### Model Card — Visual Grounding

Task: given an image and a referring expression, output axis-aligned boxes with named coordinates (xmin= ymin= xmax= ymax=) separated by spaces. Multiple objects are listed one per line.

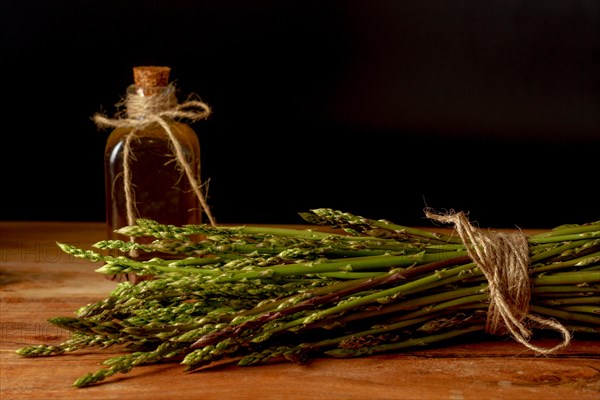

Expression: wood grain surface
xmin=1 ymin=221 xmax=598 ymax=400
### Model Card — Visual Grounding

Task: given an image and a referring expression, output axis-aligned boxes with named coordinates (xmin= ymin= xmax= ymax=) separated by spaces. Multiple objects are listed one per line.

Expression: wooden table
xmin=1 ymin=221 xmax=598 ymax=400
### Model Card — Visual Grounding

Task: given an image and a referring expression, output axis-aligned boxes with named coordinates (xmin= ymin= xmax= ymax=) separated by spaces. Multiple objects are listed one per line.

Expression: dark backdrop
xmin=1 ymin=1 xmax=598 ymax=228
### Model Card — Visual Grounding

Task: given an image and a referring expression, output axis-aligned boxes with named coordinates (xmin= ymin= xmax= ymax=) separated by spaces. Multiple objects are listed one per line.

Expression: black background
xmin=1 ymin=1 xmax=598 ymax=228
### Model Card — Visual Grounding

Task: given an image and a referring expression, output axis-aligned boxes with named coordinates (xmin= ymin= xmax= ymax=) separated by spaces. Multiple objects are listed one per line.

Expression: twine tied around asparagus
xmin=94 ymin=84 xmax=217 ymax=228
xmin=425 ymin=209 xmax=571 ymax=355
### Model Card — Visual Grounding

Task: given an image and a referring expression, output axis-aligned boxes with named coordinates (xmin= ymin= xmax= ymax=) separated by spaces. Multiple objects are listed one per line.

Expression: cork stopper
xmin=133 ymin=66 xmax=171 ymax=88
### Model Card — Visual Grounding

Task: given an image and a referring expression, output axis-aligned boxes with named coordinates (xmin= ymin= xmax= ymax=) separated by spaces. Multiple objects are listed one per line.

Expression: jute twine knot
xmin=94 ymin=84 xmax=217 ymax=229
xmin=425 ymin=209 xmax=571 ymax=355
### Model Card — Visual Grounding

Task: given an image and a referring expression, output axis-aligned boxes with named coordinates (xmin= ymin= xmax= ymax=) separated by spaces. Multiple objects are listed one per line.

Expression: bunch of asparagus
xmin=16 ymin=209 xmax=600 ymax=388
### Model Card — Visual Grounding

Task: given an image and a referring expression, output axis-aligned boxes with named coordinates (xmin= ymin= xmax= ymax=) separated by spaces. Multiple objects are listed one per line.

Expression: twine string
xmin=121 ymin=132 xmax=139 ymax=258
xmin=122 ymin=132 xmax=138 ymax=227
xmin=425 ymin=209 xmax=571 ymax=355
xmin=94 ymin=85 xmax=217 ymax=228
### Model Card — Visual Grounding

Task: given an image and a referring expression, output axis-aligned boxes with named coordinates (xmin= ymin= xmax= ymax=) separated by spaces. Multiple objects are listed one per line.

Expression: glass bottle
xmin=104 ymin=66 xmax=203 ymax=263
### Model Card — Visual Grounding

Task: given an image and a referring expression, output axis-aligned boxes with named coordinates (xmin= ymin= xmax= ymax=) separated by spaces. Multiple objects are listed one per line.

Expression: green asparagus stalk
xmin=15 ymin=209 xmax=600 ymax=388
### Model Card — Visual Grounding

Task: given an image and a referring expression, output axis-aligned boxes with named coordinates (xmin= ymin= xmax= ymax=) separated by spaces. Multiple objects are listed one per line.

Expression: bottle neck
xmin=125 ymin=84 xmax=177 ymax=119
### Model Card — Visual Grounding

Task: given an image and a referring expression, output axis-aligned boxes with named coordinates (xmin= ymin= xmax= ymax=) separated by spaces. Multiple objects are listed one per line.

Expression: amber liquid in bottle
xmin=104 ymin=120 xmax=202 ymax=246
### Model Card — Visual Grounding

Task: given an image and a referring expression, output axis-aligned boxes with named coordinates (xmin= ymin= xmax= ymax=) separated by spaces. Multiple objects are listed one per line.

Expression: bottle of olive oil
xmin=104 ymin=66 xmax=204 ymax=275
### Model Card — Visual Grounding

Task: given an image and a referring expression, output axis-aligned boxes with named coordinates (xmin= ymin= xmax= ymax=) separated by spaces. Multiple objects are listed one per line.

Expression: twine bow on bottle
xmin=94 ymin=85 xmax=217 ymax=228
xmin=425 ymin=209 xmax=572 ymax=355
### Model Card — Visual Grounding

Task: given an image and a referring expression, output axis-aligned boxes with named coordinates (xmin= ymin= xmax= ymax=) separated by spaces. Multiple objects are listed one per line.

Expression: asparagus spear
xmin=15 ymin=209 xmax=600 ymax=388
